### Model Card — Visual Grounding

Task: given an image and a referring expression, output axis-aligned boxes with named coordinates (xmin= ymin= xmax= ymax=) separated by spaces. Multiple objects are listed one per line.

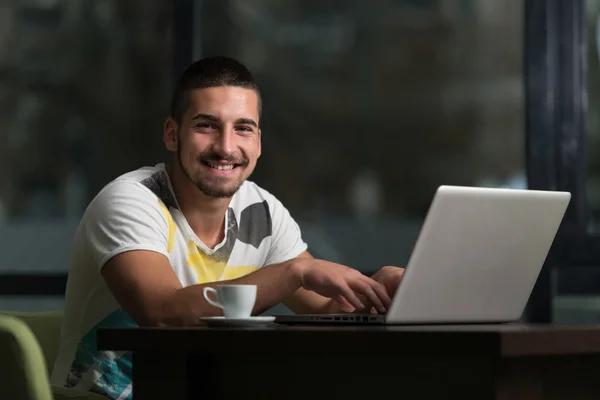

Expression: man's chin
xmin=196 ymin=183 xmax=242 ymax=198
xmin=193 ymin=167 xmax=251 ymax=198
xmin=204 ymin=191 xmax=236 ymax=199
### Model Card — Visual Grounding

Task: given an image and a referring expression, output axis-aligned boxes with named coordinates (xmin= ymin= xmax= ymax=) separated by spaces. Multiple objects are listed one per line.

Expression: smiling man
xmin=50 ymin=56 xmax=405 ymax=400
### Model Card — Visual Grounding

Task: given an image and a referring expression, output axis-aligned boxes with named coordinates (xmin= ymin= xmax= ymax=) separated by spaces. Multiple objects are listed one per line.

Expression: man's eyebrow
xmin=235 ymin=118 xmax=258 ymax=128
xmin=190 ymin=114 xmax=257 ymax=128
xmin=191 ymin=113 xmax=219 ymax=121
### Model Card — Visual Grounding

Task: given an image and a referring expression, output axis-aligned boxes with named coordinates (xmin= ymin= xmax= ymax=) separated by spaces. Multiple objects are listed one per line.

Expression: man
xmin=51 ymin=56 xmax=405 ymax=399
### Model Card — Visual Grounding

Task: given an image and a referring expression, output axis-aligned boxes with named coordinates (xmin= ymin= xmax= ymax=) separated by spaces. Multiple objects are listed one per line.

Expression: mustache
xmin=198 ymin=153 xmax=249 ymax=166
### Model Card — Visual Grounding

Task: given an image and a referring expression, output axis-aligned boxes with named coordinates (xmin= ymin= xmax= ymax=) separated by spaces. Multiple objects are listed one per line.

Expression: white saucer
xmin=200 ymin=316 xmax=275 ymax=327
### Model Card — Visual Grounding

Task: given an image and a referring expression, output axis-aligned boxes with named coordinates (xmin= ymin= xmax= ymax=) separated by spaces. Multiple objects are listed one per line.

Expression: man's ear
xmin=164 ymin=117 xmax=178 ymax=152
xmin=257 ymin=128 xmax=262 ymax=158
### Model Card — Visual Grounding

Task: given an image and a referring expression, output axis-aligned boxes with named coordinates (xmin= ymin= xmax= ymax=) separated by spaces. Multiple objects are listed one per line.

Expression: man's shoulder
xmin=111 ymin=164 xmax=166 ymax=188
xmin=77 ymin=165 xmax=171 ymax=240
xmin=91 ymin=164 xmax=170 ymax=210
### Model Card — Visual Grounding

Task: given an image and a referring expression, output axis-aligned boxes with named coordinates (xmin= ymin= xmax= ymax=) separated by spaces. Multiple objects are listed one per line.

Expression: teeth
xmin=208 ymin=163 xmax=234 ymax=170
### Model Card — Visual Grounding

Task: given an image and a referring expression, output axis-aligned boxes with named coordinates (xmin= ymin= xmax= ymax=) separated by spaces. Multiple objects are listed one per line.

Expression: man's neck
xmin=166 ymin=163 xmax=232 ymax=249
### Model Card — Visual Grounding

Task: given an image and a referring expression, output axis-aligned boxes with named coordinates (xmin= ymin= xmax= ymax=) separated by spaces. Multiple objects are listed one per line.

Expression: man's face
xmin=168 ymin=86 xmax=261 ymax=198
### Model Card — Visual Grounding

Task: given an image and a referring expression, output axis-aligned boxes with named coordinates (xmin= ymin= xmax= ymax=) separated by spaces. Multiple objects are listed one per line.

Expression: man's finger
xmin=357 ymin=277 xmax=392 ymax=310
xmin=337 ymin=284 xmax=365 ymax=311
xmin=366 ymin=278 xmax=392 ymax=308
xmin=350 ymin=280 xmax=386 ymax=314
xmin=332 ymin=294 xmax=355 ymax=312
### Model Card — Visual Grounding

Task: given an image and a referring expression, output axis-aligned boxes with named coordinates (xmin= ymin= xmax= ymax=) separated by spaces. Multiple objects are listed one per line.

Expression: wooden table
xmin=97 ymin=323 xmax=600 ymax=399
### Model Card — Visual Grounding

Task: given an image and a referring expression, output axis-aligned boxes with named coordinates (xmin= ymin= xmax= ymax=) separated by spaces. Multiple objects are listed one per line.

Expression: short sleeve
xmin=81 ymin=180 xmax=170 ymax=271
xmin=264 ymin=196 xmax=308 ymax=266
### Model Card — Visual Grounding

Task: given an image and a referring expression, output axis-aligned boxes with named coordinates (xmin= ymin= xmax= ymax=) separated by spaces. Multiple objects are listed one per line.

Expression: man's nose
xmin=213 ymin=129 xmax=234 ymax=156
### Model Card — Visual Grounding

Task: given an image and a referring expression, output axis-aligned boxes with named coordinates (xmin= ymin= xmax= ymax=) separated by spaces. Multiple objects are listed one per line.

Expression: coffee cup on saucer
xmin=202 ymin=284 xmax=257 ymax=319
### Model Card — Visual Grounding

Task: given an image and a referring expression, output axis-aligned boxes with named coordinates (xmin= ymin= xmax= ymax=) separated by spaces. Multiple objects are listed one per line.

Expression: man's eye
xmin=196 ymin=123 xmax=215 ymax=130
xmin=237 ymin=126 xmax=252 ymax=132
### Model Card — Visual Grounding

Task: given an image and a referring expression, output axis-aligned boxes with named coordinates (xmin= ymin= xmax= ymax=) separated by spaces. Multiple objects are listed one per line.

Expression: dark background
xmin=0 ymin=0 xmax=599 ymax=323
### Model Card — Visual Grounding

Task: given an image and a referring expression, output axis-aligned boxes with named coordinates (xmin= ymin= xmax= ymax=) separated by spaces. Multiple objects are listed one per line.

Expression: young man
xmin=51 ymin=56 xmax=405 ymax=399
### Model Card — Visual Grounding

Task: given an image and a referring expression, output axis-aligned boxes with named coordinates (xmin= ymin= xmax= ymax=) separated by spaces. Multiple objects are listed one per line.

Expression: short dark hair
xmin=170 ymin=56 xmax=261 ymax=123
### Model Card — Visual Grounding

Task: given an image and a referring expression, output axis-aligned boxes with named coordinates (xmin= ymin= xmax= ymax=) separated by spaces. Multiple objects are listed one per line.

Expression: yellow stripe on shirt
xmin=222 ymin=265 xmax=260 ymax=280
xmin=157 ymin=200 xmax=176 ymax=253
xmin=186 ymin=239 xmax=260 ymax=283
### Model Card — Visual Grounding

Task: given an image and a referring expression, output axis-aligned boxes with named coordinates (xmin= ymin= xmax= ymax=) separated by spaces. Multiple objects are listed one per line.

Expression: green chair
xmin=0 ymin=314 xmax=54 ymax=400
xmin=0 ymin=311 xmax=109 ymax=400
xmin=1 ymin=311 xmax=64 ymax=375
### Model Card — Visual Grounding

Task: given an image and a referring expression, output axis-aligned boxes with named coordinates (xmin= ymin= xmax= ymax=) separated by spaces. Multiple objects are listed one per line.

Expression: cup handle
xmin=203 ymin=287 xmax=224 ymax=310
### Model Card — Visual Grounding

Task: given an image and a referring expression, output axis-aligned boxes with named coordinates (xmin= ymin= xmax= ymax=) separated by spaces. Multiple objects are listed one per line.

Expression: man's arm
xmin=102 ymin=250 xmax=303 ymax=326
xmin=283 ymin=251 xmax=354 ymax=314
xmin=266 ymin=195 xmax=380 ymax=314
xmin=283 ymin=253 xmax=406 ymax=315
xmin=102 ymin=249 xmax=390 ymax=327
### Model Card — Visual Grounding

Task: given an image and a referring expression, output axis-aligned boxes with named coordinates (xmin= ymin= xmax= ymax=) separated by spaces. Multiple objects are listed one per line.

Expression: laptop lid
xmin=385 ymin=185 xmax=570 ymax=324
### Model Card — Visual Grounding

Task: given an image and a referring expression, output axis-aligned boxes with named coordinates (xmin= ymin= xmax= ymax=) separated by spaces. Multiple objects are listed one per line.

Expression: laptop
xmin=275 ymin=185 xmax=571 ymax=325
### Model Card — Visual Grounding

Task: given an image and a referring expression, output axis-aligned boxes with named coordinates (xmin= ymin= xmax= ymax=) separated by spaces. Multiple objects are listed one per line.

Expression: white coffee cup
xmin=202 ymin=284 xmax=257 ymax=318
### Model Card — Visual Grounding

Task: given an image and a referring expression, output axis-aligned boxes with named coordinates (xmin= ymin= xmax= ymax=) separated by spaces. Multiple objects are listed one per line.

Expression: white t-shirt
xmin=50 ymin=163 xmax=307 ymax=400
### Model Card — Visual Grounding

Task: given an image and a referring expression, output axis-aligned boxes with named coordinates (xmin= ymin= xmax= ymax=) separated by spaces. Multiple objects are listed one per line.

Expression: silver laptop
xmin=275 ymin=185 xmax=571 ymax=325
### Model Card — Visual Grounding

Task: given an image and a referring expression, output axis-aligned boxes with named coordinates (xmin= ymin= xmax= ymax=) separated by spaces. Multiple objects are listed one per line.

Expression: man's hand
xmin=293 ymin=258 xmax=392 ymax=314
xmin=354 ymin=266 xmax=405 ymax=314
xmin=371 ymin=266 xmax=405 ymax=298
